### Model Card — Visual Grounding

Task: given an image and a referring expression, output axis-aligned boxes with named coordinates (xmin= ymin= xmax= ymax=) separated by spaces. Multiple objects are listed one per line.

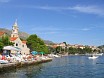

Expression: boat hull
xmin=88 ymin=56 xmax=98 ymax=59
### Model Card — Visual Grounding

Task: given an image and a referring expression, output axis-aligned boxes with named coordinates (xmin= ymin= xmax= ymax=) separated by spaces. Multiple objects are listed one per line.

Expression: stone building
xmin=10 ymin=20 xmax=30 ymax=54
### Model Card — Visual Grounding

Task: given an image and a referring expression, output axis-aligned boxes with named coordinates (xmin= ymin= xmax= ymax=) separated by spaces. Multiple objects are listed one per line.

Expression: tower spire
xmin=11 ymin=19 xmax=19 ymax=37
xmin=14 ymin=19 xmax=18 ymax=26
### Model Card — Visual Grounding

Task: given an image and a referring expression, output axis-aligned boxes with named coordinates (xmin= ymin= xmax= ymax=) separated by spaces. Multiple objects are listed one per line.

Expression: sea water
xmin=0 ymin=55 xmax=104 ymax=78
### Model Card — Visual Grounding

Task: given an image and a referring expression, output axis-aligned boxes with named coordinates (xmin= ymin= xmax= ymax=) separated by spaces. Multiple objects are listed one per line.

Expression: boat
xmin=88 ymin=55 xmax=98 ymax=59
xmin=0 ymin=60 xmax=9 ymax=64
xmin=48 ymin=54 xmax=60 ymax=58
xmin=94 ymin=53 xmax=103 ymax=56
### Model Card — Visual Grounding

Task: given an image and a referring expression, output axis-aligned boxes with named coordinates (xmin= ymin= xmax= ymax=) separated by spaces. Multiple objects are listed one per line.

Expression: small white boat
xmin=48 ymin=54 xmax=60 ymax=58
xmin=88 ymin=55 xmax=98 ymax=59
xmin=0 ymin=60 xmax=9 ymax=64
xmin=53 ymin=55 xmax=60 ymax=58
xmin=94 ymin=53 xmax=103 ymax=56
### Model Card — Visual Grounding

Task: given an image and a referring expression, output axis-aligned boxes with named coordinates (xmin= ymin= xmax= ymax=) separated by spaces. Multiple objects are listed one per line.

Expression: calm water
xmin=0 ymin=55 xmax=104 ymax=78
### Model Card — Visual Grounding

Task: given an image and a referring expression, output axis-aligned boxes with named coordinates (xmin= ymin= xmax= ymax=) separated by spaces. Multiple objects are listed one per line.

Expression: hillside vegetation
xmin=0 ymin=28 xmax=54 ymax=44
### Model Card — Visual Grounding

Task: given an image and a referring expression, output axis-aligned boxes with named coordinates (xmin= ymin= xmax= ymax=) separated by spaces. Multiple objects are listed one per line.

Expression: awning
xmin=3 ymin=46 xmax=20 ymax=51
xmin=40 ymin=52 xmax=45 ymax=54
xmin=31 ymin=51 xmax=38 ymax=55
xmin=15 ymin=47 xmax=21 ymax=51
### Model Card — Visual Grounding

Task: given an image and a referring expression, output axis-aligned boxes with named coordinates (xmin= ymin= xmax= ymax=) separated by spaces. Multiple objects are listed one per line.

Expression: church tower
xmin=11 ymin=20 xmax=19 ymax=37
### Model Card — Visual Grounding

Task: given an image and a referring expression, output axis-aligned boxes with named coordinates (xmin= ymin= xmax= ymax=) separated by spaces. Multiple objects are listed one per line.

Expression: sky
xmin=0 ymin=0 xmax=104 ymax=46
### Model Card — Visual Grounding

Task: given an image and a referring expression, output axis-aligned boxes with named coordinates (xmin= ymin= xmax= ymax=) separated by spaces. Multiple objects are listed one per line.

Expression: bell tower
xmin=11 ymin=20 xmax=19 ymax=37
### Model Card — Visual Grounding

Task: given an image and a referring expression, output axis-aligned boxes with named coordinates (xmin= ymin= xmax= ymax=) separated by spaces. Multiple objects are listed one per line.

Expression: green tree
xmin=66 ymin=46 xmax=93 ymax=54
xmin=0 ymin=42 xmax=4 ymax=53
xmin=68 ymin=47 xmax=77 ymax=54
xmin=83 ymin=47 xmax=92 ymax=53
xmin=55 ymin=46 xmax=61 ymax=54
xmin=63 ymin=42 xmax=67 ymax=52
xmin=0 ymin=36 xmax=14 ymax=53
xmin=26 ymin=34 xmax=49 ymax=54
xmin=77 ymin=48 xmax=83 ymax=54
xmin=98 ymin=45 xmax=104 ymax=52
xmin=1 ymin=36 xmax=14 ymax=46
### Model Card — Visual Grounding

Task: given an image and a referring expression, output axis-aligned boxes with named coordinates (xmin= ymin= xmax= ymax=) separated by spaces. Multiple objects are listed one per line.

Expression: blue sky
xmin=0 ymin=0 xmax=104 ymax=46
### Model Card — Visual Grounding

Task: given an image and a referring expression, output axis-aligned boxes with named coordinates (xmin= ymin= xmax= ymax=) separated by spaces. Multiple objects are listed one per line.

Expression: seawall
xmin=0 ymin=58 xmax=52 ymax=72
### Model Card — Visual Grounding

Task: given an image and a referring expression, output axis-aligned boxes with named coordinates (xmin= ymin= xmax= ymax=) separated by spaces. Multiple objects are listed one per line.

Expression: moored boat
xmin=88 ymin=55 xmax=98 ymax=59
xmin=94 ymin=53 xmax=103 ymax=56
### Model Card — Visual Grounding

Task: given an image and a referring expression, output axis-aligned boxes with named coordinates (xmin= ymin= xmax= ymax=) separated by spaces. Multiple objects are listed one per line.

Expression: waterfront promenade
xmin=0 ymin=55 xmax=104 ymax=78
xmin=0 ymin=55 xmax=52 ymax=72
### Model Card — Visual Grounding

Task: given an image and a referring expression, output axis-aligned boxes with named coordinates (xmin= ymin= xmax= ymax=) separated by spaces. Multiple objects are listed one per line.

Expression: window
xmin=22 ymin=45 xmax=24 ymax=47
xmin=16 ymin=43 xmax=18 ymax=46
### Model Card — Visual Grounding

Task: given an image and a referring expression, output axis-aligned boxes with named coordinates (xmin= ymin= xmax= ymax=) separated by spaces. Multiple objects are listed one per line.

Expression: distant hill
xmin=43 ymin=40 xmax=55 ymax=45
xmin=0 ymin=28 xmax=11 ymax=36
xmin=0 ymin=28 xmax=55 ymax=44
xmin=98 ymin=45 xmax=104 ymax=52
xmin=0 ymin=28 xmax=29 ymax=40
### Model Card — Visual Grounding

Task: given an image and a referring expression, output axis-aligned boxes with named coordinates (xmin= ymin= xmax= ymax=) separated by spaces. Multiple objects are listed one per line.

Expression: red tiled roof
xmin=0 ymin=32 xmax=5 ymax=36
xmin=10 ymin=37 xmax=18 ymax=41
xmin=22 ymin=40 xmax=27 ymax=44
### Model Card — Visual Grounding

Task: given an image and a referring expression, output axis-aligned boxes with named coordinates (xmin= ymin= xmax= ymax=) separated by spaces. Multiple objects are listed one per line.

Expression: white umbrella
xmin=3 ymin=46 xmax=20 ymax=51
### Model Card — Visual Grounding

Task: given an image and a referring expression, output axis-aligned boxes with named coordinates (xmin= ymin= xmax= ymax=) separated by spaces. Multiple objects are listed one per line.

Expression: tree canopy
xmin=50 ymin=46 xmax=93 ymax=54
xmin=0 ymin=36 xmax=14 ymax=52
xmin=26 ymin=34 xmax=49 ymax=54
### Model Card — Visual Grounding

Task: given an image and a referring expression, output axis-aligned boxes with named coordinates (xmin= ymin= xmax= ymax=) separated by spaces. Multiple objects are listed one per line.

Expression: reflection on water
xmin=0 ymin=55 xmax=104 ymax=78
xmin=0 ymin=64 xmax=43 ymax=78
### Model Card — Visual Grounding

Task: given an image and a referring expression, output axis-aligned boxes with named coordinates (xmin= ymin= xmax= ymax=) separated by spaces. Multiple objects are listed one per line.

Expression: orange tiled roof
xmin=10 ymin=37 xmax=18 ymax=41
xmin=52 ymin=45 xmax=58 ymax=48
xmin=0 ymin=32 xmax=5 ymax=36
xmin=22 ymin=40 xmax=27 ymax=44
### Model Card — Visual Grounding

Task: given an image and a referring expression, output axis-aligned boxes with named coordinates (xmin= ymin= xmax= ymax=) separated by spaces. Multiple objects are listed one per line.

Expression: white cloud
xmin=3 ymin=3 xmax=104 ymax=16
xmin=33 ymin=31 xmax=59 ymax=35
xmin=30 ymin=25 xmax=92 ymax=33
xmin=70 ymin=5 xmax=104 ymax=16
xmin=30 ymin=26 xmax=61 ymax=35
xmin=26 ymin=5 xmax=104 ymax=16
xmin=66 ymin=28 xmax=91 ymax=31
xmin=81 ymin=28 xmax=91 ymax=31
xmin=0 ymin=0 xmax=11 ymax=3
xmin=31 ymin=26 xmax=62 ymax=31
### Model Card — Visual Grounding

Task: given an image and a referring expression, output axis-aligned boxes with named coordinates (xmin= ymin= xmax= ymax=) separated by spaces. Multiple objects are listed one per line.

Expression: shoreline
xmin=0 ymin=58 xmax=52 ymax=72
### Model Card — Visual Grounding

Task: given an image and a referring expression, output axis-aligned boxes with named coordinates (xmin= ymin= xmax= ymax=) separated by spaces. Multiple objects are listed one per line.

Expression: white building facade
xmin=10 ymin=20 xmax=30 ymax=54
